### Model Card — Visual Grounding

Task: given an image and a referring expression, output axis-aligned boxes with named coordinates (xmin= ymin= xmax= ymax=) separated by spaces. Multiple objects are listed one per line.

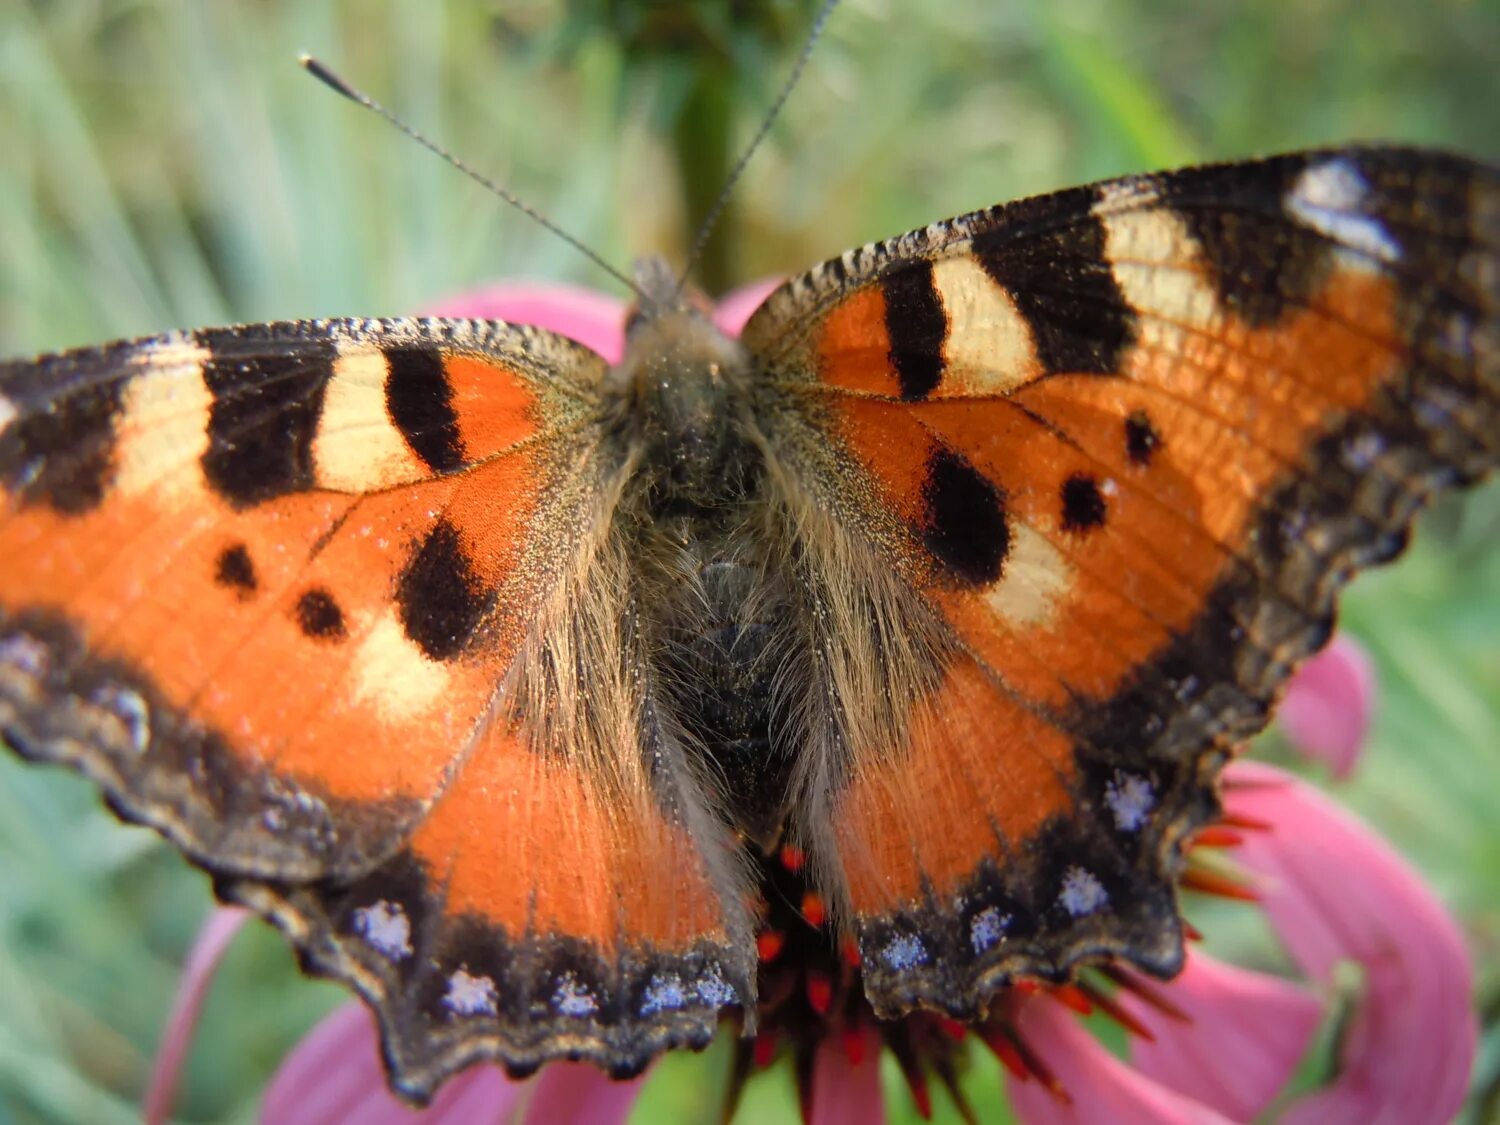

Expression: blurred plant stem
xmin=553 ymin=0 xmax=822 ymax=292
xmin=674 ymin=60 xmax=736 ymax=293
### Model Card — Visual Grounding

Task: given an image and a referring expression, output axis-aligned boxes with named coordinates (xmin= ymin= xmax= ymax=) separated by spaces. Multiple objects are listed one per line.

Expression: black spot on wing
xmin=215 ymin=543 xmax=258 ymax=598
xmin=0 ymin=372 xmax=125 ymax=513
xmin=973 ymin=194 xmax=1136 ymax=375
xmin=1061 ymin=474 xmax=1107 ymax=532
xmin=920 ymin=448 xmax=1009 ymax=585
xmin=1160 ymin=155 xmax=1332 ymax=327
xmin=397 ymin=518 xmax=494 ymax=661
xmin=1125 ymin=410 xmax=1160 ymax=467
xmin=295 ymin=588 xmax=347 ymax=641
xmin=384 ymin=347 xmax=464 ymax=474
xmin=882 ymin=262 xmax=948 ymax=401
xmin=199 ymin=330 xmax=335 ymax=506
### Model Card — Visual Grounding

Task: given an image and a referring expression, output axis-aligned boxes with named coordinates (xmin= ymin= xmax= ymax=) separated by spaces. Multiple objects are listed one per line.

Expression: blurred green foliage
xmin=0 ymin=0 xmax=1496 ymax=1121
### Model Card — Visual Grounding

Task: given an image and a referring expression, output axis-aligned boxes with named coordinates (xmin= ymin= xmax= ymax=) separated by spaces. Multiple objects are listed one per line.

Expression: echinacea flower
xmin=1273 ymin=636 xmax=1377 ymax=779
xmin=144 ymin=284 xmax=1476 ymax=1125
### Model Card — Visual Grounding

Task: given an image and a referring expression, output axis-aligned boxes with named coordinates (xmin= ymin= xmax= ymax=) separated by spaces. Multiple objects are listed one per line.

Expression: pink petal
xmin=1006 ymin=997 xmax=1235 ymax=1125
xmin=260 ymin=1003 xmax=527 ymax=1124
xmin=1276 ymin=635 xmax=1376 ymax=777
xmin=421 ymin=283 xmax=628 ymax=363
xmin=144 ymin=906 xmax=253 ymax=1125
xmin=1123 ymin=953 xmax=1321 ymax=1120
xmin=1224 ymin=762 xmax=1476 ymax=1125
xmin=420 ymin=276 xmax=776 ymax=370
xmin=807 ymin=1025 xmax=885 ymax=1125
xmin=521 ymin=1062 xmax=645 ymax=1125
xmin=423 ymin=1067 xmax=528 ymax=1124
xmin=713 ymin=278 xmax=782 ymax=337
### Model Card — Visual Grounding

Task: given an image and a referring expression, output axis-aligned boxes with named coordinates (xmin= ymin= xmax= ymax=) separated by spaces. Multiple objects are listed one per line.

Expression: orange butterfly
xmin=1 ymin=146 xmax=1496 ymax=1103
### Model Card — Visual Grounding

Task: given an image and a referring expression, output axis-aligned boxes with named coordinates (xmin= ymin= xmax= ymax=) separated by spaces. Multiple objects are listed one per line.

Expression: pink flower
xmin=1222 ymin=763 xmax=1475 ymax=1124
xmin=803 ymin=1024 xmax=886 ymax=1125
xmin=259 ymin=1005 xmax=639 ymax=1125
xmin=143 ymin=906 xmax=253 ymax=1124
xmin=1275 ymin=635 xmax=1377 ymax=777
xmin=145 ymin=283 xmax=1476 ymax=1124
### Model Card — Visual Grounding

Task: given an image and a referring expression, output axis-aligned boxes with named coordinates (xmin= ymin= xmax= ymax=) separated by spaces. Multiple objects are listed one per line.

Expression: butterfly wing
xmin=0 ymin=318 xmax=751 ymax=1096
xmin=743 ymin=147 xmax=1498 ymax=1015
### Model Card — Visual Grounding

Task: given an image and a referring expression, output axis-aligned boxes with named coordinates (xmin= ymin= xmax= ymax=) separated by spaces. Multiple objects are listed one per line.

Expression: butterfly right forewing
xmin=741 ymin=146 xmax=1499 ymax=1016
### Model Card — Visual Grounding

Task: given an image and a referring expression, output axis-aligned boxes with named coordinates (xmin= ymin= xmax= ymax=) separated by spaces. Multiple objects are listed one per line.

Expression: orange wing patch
xmin=816 ymin=285 xmax=900 ymax=397
xmin=812 ymin=190 xmax=1408 ymax=709
xmin=832 ymin=656 xmax=1075 ymax=916
xmin=826 ymin=651 xmax=1182 ymax=1018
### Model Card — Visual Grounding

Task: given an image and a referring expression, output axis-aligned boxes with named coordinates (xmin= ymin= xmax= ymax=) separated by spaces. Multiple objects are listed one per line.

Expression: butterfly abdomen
xmin=659 ymin=545 xmax=797 ymax=850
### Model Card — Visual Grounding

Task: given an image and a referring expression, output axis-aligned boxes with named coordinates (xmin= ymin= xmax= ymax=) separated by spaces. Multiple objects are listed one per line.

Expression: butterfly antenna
xmin=675 ymin=0 xmax=841 ymax=298
xmin=300 ymin=55 xmax=643 ymax=300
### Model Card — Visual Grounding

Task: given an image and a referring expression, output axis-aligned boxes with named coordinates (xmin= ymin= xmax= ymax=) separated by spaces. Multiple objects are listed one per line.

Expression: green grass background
xmin=0 ymin=0 xmax=1496 ymax=1121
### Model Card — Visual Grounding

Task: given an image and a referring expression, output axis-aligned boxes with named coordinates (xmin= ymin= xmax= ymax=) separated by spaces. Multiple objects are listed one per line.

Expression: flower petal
xmin=422 ymin=1066 xmax=525 ymax=1125
xmin=422 ymin=283 xmax=628 ymax=362
xmin=1123 ymin=953 xmax=1321 ymax=1120
xmin=1006 ymin=997 xmax=1235 ymax=1125
xmin=807 ymin=1025 xmax=885 ymax=1125
xmin=260 ymin=1003 xmax=526 ymax=1125
xmin=144 ymin=907 xmax=253 ymax=1125
xmin=521 ymin=1062 xmax=644 ymax=1124
xmin=422 ymin=276 xmax=776 ymax=368
xmin=713 ymin=279 xmax=781 ymax=337
xmin=1276 ymin=635 xmax=1376 ymax=777
xmin=1225 ymin=762 xmax=1476 ymax=1125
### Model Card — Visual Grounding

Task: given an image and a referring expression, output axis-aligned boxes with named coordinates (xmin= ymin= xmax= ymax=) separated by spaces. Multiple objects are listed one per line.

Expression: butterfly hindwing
xmin=744 ymin=146 xmax=1498 ymax=1015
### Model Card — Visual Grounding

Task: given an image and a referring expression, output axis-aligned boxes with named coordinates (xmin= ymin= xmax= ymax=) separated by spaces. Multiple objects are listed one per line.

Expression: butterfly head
xmin=605 ymin=256 xmax=755 ymax=502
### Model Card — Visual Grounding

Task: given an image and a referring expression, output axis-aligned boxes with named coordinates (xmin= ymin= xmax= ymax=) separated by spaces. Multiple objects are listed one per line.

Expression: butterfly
xmin=0 ymin=144 xmax=1495 ymax=1104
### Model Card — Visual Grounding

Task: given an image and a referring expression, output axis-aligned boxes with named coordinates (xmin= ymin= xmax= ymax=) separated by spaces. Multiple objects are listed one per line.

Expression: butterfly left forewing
xmin=0 ymin=319 xmax=597 ymax=878
xmin=745 ymin=146 xmax=1498 ymax=1015
xmin=0 ymin=318 xmax=754 ymax=1098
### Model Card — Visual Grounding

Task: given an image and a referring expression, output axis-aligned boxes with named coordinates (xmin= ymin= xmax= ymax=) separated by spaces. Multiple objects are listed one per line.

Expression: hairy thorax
xmin=603 ymin=294 xmax=796 ymax=849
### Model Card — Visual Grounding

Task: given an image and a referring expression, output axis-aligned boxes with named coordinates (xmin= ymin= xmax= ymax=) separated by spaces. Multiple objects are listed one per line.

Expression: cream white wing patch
xmin=313 ymin=348 xmax=433 ymax=492
xmin=980 ymin=521 xmax=1074 ymax=628
xmin=350 ymin=610 xmax=456 ymax=724
xmin=113 ymin=340 xmax=213 ymax=500
xmin=929 ymin=256 xmax=1041 ymax=395
xmin=1096 ymin=206 xmax=1225 ymax=352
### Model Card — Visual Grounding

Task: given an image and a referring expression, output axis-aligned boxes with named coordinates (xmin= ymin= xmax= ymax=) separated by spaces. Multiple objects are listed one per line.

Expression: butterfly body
xmin=561 ymin=264 xmax=787 ymax=851
xmin=0 ymin=146 xmax=1496 ymax=1100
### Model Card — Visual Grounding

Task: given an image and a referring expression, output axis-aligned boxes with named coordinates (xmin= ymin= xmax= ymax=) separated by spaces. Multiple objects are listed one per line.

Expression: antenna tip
xmin=299 ymin=54 xmax=360 ymax=102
